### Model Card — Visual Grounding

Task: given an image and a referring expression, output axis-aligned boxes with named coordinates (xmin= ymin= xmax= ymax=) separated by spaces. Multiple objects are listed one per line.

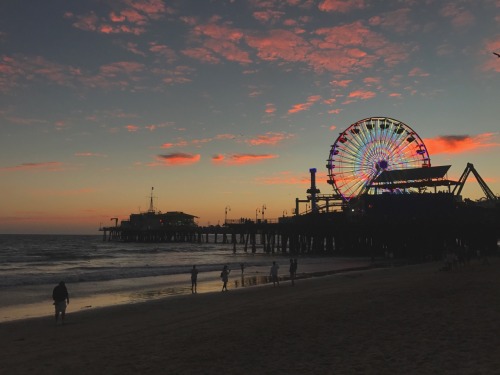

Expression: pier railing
xmin=224 ymin=218 xmax=281 ymax=225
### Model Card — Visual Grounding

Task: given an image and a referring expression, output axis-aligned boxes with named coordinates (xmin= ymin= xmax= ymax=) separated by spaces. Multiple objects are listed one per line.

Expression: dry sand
xmin=1 ymin=258 xmax=500 ymax=375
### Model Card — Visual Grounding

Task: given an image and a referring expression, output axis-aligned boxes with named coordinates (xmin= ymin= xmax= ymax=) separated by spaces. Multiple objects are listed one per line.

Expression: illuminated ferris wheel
xmin=326 ymin=117 xmax=431 ymax=201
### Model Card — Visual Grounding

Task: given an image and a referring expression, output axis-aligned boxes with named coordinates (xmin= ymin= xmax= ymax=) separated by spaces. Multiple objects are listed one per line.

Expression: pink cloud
xmin=181 ymin=47 xmax=221 ymax=64
xmin=213 ymin=154 xmax=279 ymax=165
xmin=423 ymin=133 xmax=500 ymax=155
xmin=125 ymin=125 xmax=140 ymax=132
xmin=154 ymin=65 xmax=194 ymax=85
xmin=0 ymin=55 xmax=77 ymax=92
xmin=265 ymin=103 xmax=276 ymax=114
xmin=186 ymin=20 xmax=252 ymax=64
xmin=328 ymin=109 xmax=342 ymax=114
xmin=440 ymin=4 xmax=475 ymax=28
xmin=161 ymin=140 xmax=188 ymax=148
xmin=149 ymin=43 xmax=177 ymax=63
xmin=66 ymin=0 xmax=168 ymax=35
xmin=246 ymin=29 xmax=309 ymax=63
xmin=247 ymin=132 xmax=295 ymax=146
xmin=348 ymin=89 xmax=376 ymax=100
xmin=253 ymin=10 xmax=285 ymax=24
xmin=288 ymin=95 xmax=321 ymax=114
xmin=408 ymin=67 xmax=430 ymax=77
xmin=211 ymin=154 xmax=225 ymax=163
xmin=482 ymin=38 xmax=500 ymax=73
xmin=368 ymin=9 xmax=414 ymax=34
xmin=156 ymin=153 xmax=201 ymax=166
xmin=318 ymin=0 xmax=366 ymax=13
xmin=330 ymin=79 xmax=352 ymax=88
xmin=363 ymin=76 xmax=381 ymax=85
xmin=0 ymin=162 xmax=64 ymax=172
xmin=204 ymin=39 xmax=252 ymax=64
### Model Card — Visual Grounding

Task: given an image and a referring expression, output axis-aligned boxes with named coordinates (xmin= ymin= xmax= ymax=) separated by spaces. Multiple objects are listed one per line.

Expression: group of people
xmin=190 ymin=259 xmax=299 ymax=292
xmin=53 ymin=259 xmax=299 ymax=323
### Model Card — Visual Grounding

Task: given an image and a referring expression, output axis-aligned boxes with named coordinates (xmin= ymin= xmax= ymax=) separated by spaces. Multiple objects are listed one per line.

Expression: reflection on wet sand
xmin=232 ymin=265 xmax=377 ymax=289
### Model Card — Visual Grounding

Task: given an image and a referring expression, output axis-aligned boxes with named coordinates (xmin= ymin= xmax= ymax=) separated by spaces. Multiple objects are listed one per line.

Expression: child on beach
xmin=221 ymin=265 xmax=230 ymax=291
xmin=190 ymin=265 xmax=198 ymax=293
xmin=270 ymin=261 xmax=280 ymax=287
xmin=52 ymin=281 xmax=69 ymax=325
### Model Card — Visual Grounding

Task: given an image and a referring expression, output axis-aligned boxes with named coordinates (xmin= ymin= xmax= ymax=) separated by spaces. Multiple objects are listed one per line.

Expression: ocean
xmin=0 ymin=234 xmax=373 ymax=322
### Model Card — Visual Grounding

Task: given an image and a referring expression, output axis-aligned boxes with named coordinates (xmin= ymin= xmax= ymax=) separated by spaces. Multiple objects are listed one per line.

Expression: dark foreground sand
xmin=1 ymin=258 xmax=500 ymax=375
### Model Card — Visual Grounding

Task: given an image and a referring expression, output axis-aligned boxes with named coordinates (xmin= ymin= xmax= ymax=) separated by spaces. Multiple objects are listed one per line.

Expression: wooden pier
xmin=99 ymin=199 xmax=499 ymax=260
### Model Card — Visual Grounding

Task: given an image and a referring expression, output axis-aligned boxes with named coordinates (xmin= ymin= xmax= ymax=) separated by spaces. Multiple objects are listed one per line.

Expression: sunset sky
xmin=1 ymin=0 xmax=499 ymax=234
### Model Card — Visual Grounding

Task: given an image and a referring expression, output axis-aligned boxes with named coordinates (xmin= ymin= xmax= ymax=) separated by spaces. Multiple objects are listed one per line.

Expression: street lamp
xmin=225 ymin=205 xmax=231 ymax=223
xmin=255 ymin=208 xmax=260 ymax=222
xmin=262 ymin=204 xmax=267 ymax=220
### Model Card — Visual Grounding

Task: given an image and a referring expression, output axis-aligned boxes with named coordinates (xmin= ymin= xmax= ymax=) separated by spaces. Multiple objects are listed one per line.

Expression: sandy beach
xmin=2 ymin=258 xmax=500 ymax=375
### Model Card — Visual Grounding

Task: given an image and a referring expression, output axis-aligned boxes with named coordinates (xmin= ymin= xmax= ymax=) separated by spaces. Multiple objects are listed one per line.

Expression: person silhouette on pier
xmin=221 ymin=265 xmax=230 ymax=291
xmin=190 ymin=265 xmax=199 ymax=293
xmin=52 ymin=281 xmax=69 ymax=325
xmin=270 ymin=261 xmax=280 ymax=287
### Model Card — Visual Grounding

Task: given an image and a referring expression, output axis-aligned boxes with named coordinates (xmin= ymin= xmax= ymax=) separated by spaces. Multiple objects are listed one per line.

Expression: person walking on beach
xmin=52 ymin=281 xmax=69 ymax=325
xmin=270 ymin=261 xmax=280 ymax=287
xmin=190 ymin=265 xmax=199 ymax=293
xmin=221 ymin=265 xmax=230 ymax=291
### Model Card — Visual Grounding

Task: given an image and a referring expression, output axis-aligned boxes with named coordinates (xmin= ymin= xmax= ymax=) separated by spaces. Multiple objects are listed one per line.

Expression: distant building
xmin=120 ymin=211 xmax=198 ymax=230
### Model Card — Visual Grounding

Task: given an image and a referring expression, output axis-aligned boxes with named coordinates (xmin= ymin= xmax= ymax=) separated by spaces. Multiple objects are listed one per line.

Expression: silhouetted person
xmin=190 ymin=265 xmax=199 ymax=293
xmin=221 ymin=265 xmax=230 ymax=291
xmin=289 ymin=258 xmax=295 ymax=286
xmin=270 ymin=261 xmax=280 ymax=287
xmin=52 ymin=281 xmax=69 ymax=325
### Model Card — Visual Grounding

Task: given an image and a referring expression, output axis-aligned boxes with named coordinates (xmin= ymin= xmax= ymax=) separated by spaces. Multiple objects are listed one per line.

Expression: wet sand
xmin=1 ymin=258 xmax=499 ymax=374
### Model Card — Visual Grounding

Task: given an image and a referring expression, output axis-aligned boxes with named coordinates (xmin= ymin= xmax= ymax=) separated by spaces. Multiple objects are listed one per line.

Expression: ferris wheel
xmin=326 ymin=117 xmax=431 ymax=201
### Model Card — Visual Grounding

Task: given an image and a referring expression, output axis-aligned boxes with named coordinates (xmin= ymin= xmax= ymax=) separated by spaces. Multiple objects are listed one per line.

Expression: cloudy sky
xmin=1 ymin=0 xmax=499 ymax=234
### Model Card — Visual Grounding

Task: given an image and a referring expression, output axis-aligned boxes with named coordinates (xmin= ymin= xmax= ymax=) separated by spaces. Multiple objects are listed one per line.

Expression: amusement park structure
xmin=100 ymin=117 xmax=499 ymax=261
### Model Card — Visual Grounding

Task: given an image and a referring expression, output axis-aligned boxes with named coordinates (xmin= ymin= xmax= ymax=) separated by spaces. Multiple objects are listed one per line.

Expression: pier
xmin=99 ymin=118 xmax=499 ymax=260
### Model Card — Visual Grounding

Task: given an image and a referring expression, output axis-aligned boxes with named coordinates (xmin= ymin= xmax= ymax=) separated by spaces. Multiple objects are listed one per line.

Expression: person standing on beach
xmin=52 ymin=281 xmax=69 ymax=325
xmin=270 ymin=261 xmax=280 ymax=287
xmin=190 ymin=265 xmax=199 ymax=293
xmin=289 ymin=258 xmax=295 ymax=286
xmin=221 ymin=265 xmax=230 ymax=291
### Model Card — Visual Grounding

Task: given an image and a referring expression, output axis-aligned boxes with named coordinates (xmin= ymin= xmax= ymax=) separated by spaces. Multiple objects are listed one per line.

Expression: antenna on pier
xmin=148 ymin=187 xmax=155 ymax=213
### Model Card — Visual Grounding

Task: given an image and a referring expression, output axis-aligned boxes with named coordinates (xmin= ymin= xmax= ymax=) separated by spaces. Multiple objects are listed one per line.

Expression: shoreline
xmin=0 ymin=256 xmax=378 ymax=323
xmin=2 ymin=257 xmax=500 ymax=374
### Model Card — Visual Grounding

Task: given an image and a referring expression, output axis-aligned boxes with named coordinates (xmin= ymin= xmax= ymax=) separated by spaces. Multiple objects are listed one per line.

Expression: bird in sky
xmin=493 ymin=52 xmax=500 ymax=58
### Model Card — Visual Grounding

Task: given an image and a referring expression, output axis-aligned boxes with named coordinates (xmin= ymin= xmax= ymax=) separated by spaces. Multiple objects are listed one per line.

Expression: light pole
xmin=255 ymin=208 xmax=260 ymax=222
xmin=262 ymin=204 xmax=266 ymax=220
xmin=225 ymin=205 xmax=231 ymax=223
